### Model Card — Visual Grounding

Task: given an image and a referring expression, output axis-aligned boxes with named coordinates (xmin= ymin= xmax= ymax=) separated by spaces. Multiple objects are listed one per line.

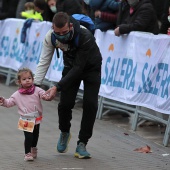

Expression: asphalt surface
xmin=0 ymin=77 xmax=170 ymax=170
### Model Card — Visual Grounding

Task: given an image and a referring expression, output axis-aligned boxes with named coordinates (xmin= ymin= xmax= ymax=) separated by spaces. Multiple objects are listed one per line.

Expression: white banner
xmin=95 ymin=30 xmax=170 ymax=114
xmin=0 ymin=19 xmax=63 ymax=81
xmin=1 ymin=19 xmax=170 ymax=114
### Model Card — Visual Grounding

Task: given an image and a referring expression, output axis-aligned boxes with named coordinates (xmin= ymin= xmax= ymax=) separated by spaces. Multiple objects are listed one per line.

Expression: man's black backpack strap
xmin=51 ymin=32 xmax=60 ymax=58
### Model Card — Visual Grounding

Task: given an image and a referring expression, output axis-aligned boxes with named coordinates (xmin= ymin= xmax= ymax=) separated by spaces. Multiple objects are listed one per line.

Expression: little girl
xmin=0 ymin=68 xmax=47 ymax=161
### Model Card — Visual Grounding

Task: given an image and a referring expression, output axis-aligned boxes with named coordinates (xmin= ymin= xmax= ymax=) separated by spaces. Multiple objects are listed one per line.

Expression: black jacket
xmin=57 ymin=17 xmax=102 ymax=91
xmin=0 ymin=0 xmax=19 ymax=19
xmin=56 ymin=0 xmax=82 ymax=15
xmin=117 ymin=0 xmax=159 ymax=35
xmin=159 ymin=0 xmax=170 ymax=34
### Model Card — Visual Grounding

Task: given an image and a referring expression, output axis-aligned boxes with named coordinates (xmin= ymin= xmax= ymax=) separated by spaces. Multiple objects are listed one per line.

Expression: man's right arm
xmin=34 ymin=30 xmax=55 ymax=86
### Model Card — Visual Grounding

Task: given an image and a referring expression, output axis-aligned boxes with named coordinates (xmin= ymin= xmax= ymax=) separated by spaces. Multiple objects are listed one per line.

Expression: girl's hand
xmin=42 ymin=86 xmax=57 ymax=101
xmin=0 ymin=97 xmax=5 ymax=105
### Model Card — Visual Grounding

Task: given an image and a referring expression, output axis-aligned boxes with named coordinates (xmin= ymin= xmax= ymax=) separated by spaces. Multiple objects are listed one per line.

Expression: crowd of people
xmin=0 ymin=0 xmax=170 ymax=34
xmin=0 ymin=0 xmax=170 ymax=162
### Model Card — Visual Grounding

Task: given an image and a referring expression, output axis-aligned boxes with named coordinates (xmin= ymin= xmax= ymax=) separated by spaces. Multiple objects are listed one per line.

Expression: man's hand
xmin=42 ymin=86 xmax=57 ymax=101
xmin=168 ymin=27 xmax=170 ymax=35
xmin=95 ymin=10 xmax=101 ymax=18
xmin=114 ymin=27 xmax=120 ymax=36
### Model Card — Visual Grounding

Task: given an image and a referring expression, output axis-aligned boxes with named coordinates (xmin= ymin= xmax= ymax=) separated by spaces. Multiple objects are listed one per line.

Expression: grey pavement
xmin=0 ymin=77 xmax=170 ymax=170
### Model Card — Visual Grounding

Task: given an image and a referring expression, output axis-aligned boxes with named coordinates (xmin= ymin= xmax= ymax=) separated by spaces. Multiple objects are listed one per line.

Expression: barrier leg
xmin=5 ymin=68 xmax=12 ymax=86
xmin=96 ymin=96 xmax=103 ymax=119
xmin=131 ymin=106 xmax=139 ymax=131
xmin=163 ymin=115 xmax=170 ymax=147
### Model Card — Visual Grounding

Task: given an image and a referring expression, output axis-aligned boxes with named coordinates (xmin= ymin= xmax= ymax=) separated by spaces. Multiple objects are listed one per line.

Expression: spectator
xmin=159 ymin=0 xmax=170 ymax=34
xmin=45 ymin=0 xmax=83 ymax=22
xmin=151 ymin=0 xmax=166 ymax=28
xmin=47 ymin=0 xmax=57 ymax=13
xmin=0 ymin=0 xmax=19 ymax=20
xmin=33 ymin=0 xmax=53 ymax=21
xmin=114 ymin=0 xmax=159 ymax=36
xmin=82 ymin=0 xmax=95 ymax=20
xmin=21 ymin=2 xmax=43 ymax=21
xmin=89 ymin=0 xmax=121 ymax=31
xmin=94 ymin=11 xmax=118 ymax=29
xmin=16 ymin=0 xmax=33 ymax=19
xmin=56 ymin=0 xmax=82 ymax=15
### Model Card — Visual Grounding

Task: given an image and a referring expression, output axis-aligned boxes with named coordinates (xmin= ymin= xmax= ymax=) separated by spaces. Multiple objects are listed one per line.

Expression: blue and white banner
xmin=95 ymin=30 xmax=170 ymax=114
xmin=1 ymin=19 xmax=170 ymax=114
xmin=0 ymin=19 xmax=63 ymax=81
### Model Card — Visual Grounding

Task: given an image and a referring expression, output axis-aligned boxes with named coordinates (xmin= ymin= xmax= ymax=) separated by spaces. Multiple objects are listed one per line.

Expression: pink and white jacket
xmin=1 ymin=87 xmax=46 ymax=124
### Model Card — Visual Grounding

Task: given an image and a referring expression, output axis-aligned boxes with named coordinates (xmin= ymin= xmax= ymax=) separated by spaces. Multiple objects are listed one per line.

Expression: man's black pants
xmin=58 ymin=70 xmax=101 ymax=145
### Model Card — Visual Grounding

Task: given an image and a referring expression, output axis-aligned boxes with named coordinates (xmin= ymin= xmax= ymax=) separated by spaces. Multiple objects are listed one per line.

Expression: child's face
xmin=19 ymin=72 xmax=34 ymax=89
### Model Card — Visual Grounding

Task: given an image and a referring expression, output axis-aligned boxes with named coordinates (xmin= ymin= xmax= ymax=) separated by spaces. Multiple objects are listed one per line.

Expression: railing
xmin=1 ymin=18 xmax=170 ymax=146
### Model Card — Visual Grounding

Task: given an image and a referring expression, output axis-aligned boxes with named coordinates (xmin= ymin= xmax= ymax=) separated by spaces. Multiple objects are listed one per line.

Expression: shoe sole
xmin=57 ymin=133 xmax=71 ymax=153
xmin=24 ymin=158 xmax=34 ymax=161
xmin=74 ymin=152 xmax=91 ymax=159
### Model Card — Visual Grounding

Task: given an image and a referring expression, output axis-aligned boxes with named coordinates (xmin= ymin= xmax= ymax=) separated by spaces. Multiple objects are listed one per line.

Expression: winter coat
xmin=117 ymin=0 xmax=159 ymax=35
xmin=90 ymin=0 xmax=120 ymax=31
xmin=159 ymin=0 xmax=170 ymax=34
xmin=0 ymin=0 xmax=19 ymax=19
xmin=90 ymin=0 xmax=120 ymax=12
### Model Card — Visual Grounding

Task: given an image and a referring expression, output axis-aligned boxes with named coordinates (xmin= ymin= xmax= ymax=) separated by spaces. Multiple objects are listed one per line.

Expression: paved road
xmin=0 ymin=80 xmax=170 ymax=170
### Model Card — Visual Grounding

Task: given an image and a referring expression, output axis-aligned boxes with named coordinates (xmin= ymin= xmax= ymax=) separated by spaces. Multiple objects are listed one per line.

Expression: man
xmin=114 ymin=0 xmax=159 ymax=36
xmin=34 ymin=12 xmax=102 ymax=159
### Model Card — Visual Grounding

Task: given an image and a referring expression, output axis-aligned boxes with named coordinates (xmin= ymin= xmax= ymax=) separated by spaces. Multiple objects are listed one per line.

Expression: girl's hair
xmin=16 ymin=68 xmax=34 ymax=85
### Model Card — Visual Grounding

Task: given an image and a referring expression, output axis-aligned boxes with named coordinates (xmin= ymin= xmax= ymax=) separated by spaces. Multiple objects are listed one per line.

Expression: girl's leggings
xmin=24 ymin=124 xmax=40 ymax=154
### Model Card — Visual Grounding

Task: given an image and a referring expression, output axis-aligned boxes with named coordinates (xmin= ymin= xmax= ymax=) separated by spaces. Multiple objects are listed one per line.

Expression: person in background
xmin=114 ymin=0 xmax=159 ymax=36
xmin=47 ymin=0 xmax=57 ymax=13
xmin=89 ymin=0 xmax=121 ymax=31
xmin=0 ymin=0 xmax=19 ymax=19
xmin=16 ymin=0 xmax=33 ymax=19
xmin=94 ymin=10 xmax=118 ymax=30
xmin=0 ymin=68 xmax=47 ymax=161
xmin=21 ymin=1 xmax=43 ymax=21
xmin=151 ymin=0 xmax=166 ymax=27
xmin=56 ymin=0 xmax=82 ymax=15
xmin=33 ymin=0 xmax=54 ymax=21
xmin=159 ymin=0 xmax=170 ymax=34
xmin=45 ymin=0 xmax=84 ymax=22
xmin=82 ymin=0 xmax=95 ymax=20
xmin=34 ymin=12 xmax=102 ymax=159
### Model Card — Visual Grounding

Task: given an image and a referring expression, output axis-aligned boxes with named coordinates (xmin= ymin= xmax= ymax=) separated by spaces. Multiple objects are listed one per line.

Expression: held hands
xmin=0 ymin=97 xmax=5 ymax=105
xmin=42 ymin=86 xmax=57 ymax=101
